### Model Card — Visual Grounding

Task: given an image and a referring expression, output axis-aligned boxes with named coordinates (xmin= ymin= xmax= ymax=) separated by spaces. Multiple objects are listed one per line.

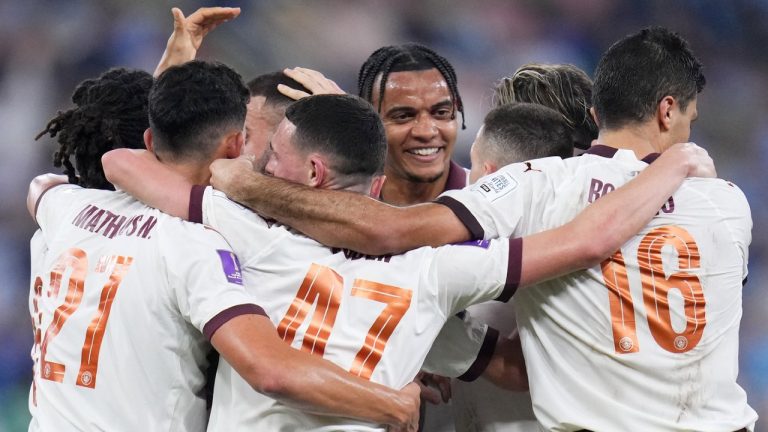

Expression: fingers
xmin=188 ymin=7 xmax=241 ymax=26
xmin=277 ymin=83 xmax=312 ymax=101
xmin=435 ymin=376 xmax=452 ymax=403
xmin=283 ymin=67 xmax=346 ymax=96
xmin=171 ymin=7 xmax=186 ymax=31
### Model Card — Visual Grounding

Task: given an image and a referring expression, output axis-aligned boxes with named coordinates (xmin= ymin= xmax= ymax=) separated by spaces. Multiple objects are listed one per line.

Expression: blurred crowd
xmin=1 ymin=0 xmax=766 ymax=430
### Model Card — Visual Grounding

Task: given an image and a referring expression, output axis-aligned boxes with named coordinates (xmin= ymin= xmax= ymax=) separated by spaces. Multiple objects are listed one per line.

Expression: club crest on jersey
xmin=473 ymin=172 xmax=518 ymax=202
xmin=217 ymin=250 xmax=243 ymax=285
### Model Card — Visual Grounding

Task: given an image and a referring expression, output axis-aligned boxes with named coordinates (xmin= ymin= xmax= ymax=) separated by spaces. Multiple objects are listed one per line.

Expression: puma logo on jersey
xmin=523 ymin=162 xmax=541 ymax=173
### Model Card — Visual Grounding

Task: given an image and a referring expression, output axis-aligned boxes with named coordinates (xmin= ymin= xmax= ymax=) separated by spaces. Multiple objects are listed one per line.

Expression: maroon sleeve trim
xmin=189 ymin=185 xmax=206 ymax=224
xmin=34 ymin=182 xmax=70 ymax=222
xmin=457 ymin=326 xmax=499 ymax=382
xmin=203 ymin=304 xmax=268 ymax=340
xmin=434 ymin=196 xmax=484 ymax=240
xmin=496 ymin=237 xmax=523 ymax=302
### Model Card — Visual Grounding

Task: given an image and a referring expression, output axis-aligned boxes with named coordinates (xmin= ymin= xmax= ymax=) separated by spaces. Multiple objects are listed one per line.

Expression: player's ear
xmin=308 ymin=154 xmax=326 ymax=188
xmin=483 ymin=161 xmax=497 ymax=176
xmin=224 ymin=130 xmax=244 ymax=159
xmin=144 ymin=128 xmax=154 ymax=152
xmin=368 ymin=175 xmax=386 ymax=199
xmin=657 ymin=95 xmax=675 ymax=132
xmin=589 ymin=107 xmax=599 ymax=129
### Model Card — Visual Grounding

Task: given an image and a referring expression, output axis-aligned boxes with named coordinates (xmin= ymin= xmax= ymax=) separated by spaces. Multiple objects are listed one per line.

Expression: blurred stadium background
xmin=0 ymin=0 xmax=766 ymax=430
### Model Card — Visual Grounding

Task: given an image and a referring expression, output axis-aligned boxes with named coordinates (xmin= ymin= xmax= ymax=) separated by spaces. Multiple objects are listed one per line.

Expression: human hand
xmin=415 ymin=372 xmax=452 ymax=404
xmin=664 ymin=142 xmax=716 ymax=178
xmin=155 ymin=6 xmax=240 ymax=76
xmin=278 ymin=67 xmax=345 ymax=100
xmin=210 ymin=155 xmax=256 ymax=199
xmin=387 ymin=382 xmax=421 ymax=432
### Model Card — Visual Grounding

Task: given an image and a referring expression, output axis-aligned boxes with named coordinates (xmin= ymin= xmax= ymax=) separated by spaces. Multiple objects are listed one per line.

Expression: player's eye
xmin=433 ymin=108 xmax=453 ymax=120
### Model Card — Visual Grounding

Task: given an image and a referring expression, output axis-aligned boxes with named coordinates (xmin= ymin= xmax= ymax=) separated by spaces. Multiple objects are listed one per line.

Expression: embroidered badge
xmin=472 ymin=172 xmax=518 ymax=202
xmin=217 ymin=250 xmax=243 ymax=285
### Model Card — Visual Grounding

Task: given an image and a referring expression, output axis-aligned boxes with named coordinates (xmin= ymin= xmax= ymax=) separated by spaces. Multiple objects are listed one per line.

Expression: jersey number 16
xmin=601 ymin=225 xmax=706 ymax=354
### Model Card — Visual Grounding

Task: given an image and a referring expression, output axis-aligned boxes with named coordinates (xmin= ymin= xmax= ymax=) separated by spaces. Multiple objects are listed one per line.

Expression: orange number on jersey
xmin=41 ymin=248 xmax=88 ymax=383
xmin=277 ymin=263 xmax=413 ymax=380
xmin=37 ymin=249 xmax=133 ymax=389
xmin=602 ymin=226 xmax=706 ymax=354
xmin=638 ymin=226 xmax=705 ymax=352
xmin=30 ymin=276 xmax=44 ymax=406
xmin=601 ymin=253 xmax=639 ymax=353
xmin=277 ymin=263 xmax=342 ymax=356
xmin=349 ymin=279 xmax=413 ymax=379
xmin=76 ymin=255 xmax=134 ymax=388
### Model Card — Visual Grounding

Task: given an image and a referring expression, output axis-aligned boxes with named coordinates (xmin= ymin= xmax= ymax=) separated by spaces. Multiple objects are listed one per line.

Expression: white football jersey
xmin=29 ymin=184 xmax=260 ymax=432
xmin=438 ymin=146 xmax=757 ymax=431
xmin=191 ymin=187 xmax=518 ymax=431
xmin=28 ymin=229 xmax=47 ymax=420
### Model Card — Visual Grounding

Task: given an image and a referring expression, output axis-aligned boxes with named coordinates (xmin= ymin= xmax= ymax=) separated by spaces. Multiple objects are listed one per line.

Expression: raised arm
xmin=212 ymin=313 xmax=419 ymax=430
xmin=154 ymin=7 xmax=241 ymax=77
xmin=210 ymin=156 xmax=471 ymax=254
xmin=515 ymin=142 xmax=714 ymax=286
xmin=102 ymin=149 xmax=193 ymax=218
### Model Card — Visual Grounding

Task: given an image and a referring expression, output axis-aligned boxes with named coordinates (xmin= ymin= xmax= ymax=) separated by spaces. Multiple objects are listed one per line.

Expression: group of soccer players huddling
xmin=26 ymin=6 xmax=756 ymax=432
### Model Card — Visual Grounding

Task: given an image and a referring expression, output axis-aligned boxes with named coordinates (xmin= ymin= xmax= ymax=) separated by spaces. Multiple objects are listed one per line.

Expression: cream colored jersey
xmin=28 ymin=229 xmax=47 ymax=420
xmin=191 ymin=187 xmax=518 ymax=431
xmin=438 ymin=146 xmax=757 ymax=431
xmin=29 ymin=184 xmax=261 ymax=432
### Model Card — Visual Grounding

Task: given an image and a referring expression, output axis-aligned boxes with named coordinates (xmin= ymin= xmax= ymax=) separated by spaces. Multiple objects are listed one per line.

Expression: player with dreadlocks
xmin=35 ymin=68 xmax=153 ymax=190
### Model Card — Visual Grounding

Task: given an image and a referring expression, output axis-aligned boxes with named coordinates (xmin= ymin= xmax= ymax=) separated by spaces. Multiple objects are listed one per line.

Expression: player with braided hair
xmin=358 ymin=43 xmax=465 ymax=129
xmin=351 ymin=43 xmax=469 ymax=207
xmin=35 ymin=68 xmax=153 ymax=190
xmin=493 ymin=63 xmax=598 ymax=153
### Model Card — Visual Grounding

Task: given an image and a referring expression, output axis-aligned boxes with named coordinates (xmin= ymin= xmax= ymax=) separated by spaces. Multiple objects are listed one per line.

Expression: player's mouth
xmin=405 ymin=147 xmax=443 ymax=162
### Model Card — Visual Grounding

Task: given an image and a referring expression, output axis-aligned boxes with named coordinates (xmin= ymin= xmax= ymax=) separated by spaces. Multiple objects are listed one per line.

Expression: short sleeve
xmin=432 ymin=238 xmax=522 ymax=317
xmin=436 ymin=158 xmax=566 ymax=240
xmin=421 ymin=312 xmax=499 ymax=381
xmin=193 ymin=185 xmax=277 ymax=268
xmin=161 ymin=221 xmax=266 ymax=340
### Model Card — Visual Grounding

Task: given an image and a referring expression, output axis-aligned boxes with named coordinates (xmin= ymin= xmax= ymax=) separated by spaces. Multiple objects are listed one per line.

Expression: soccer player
xmin=26 ymin=61 xmax=420 ymax=431
xmin=27 ymin=67 xmax=155 ymax=425
xmin=492 ymin=63 xmax=598 ymax=153
xmin=444 ymin=102 xmax=575 ymax=431
xmin=209 ymin=27 xmax=756 ymax=431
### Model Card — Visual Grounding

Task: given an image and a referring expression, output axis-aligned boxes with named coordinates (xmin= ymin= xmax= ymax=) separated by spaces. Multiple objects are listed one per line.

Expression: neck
xmin=164 ymin=159 xmax=212 ymax=186
xmin=380 ymin=170 xmax=448 ymax=206
xmin=595 ymin=123 xmax=665 ymax=160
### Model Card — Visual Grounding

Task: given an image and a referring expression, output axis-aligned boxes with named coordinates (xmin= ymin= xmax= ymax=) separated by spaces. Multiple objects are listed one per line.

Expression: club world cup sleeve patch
xmin=453 ymin=239 xmax=491 ymax=248
xmin=217 ymin=249 xmax=243 ymax=285
xmin=472 ymin=172 xmax=518 ymax=202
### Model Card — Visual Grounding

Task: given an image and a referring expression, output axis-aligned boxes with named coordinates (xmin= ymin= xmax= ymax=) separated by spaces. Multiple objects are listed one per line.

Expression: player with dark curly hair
xmin=35 ymin=68 xmax=153 ymax=189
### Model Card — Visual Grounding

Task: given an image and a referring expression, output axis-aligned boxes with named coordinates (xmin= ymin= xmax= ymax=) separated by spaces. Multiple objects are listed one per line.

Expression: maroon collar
xmin=585 ymin=144 xmax=660 ymax=164
xmin=444 ymin=160 xmax=468 ymax=192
